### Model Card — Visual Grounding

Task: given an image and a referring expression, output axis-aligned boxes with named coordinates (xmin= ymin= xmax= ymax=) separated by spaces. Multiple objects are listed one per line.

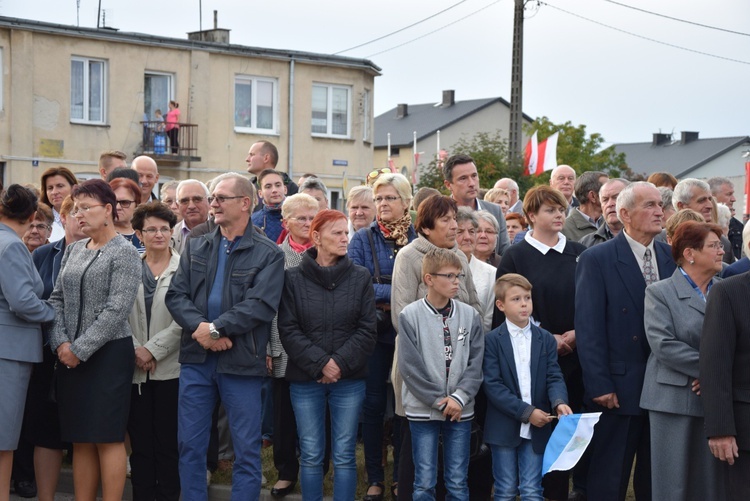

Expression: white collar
xmin=524 ymin=230 xmax=567 ymax=255
xmin=507 ymin=319 xmax=531 ymax=338
xmin=623 ymin=229 xmax=656 ymax=260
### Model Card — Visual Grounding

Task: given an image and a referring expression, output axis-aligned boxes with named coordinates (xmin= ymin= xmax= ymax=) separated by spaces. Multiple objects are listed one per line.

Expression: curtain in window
xmin=257 ymin=81 xmax=273 ymax=130
xmin=144 ymin=74 xmax=171 ymax=119
xmin=88 ymin=61 xmax=103 ymax=122
xmin=235 ymin=80 xmax=252 ymax=127
xmin=311 ymin=86 xmax=328 ymax=134
xmin=332 ymin=88 xmax=348 ymax=136
xmin=71 ymin=60 xmax=84 ymax=120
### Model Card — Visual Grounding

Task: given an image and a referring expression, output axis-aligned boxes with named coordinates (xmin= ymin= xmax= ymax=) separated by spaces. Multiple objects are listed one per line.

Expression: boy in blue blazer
xmin=483 ymin=273 xmax=571 ymax=500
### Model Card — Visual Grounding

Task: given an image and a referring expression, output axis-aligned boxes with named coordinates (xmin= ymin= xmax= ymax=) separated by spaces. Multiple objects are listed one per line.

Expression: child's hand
xmin=556 ymin=404 xmax=573 ymax=417
xmin=529 ymin=408 xmax=553 ymax=428
xmin=438 ymin=397 xmax=463 ymax=422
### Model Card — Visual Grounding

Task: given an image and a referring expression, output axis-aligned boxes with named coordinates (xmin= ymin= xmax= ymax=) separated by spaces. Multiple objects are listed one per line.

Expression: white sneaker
xmin=207 ymin=470 xmax=212 ymax=485
xmin=261 ymin=474 xmax=267 ymax=486
xmin=126 ymin=457 xmax=132 ymax=478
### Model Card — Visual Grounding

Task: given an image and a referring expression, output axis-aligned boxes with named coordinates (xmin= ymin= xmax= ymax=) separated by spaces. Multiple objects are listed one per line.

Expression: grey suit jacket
xmin=0 ymin=223 xmax=56 ymax=363
xmin=640 ymin=268 xmax=716 ymax=417
xmin=476 ymin=199 xmax=510 ymax=256
xmin=561 ymin=209 xmax=599 ymax=243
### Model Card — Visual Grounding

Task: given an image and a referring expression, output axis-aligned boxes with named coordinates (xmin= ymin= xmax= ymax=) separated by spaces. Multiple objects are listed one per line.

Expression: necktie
xmin=642 ymin=249 xmax=657 ymax=285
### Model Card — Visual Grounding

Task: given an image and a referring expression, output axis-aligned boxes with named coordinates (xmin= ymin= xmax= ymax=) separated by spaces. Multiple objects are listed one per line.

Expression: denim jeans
xmin=362 ymin=341 xmax=396 ymax=484
xmin=491 ymin=440 xmax=543 ymax=501
xmin=178 ymin=353 xmax=263 ymax=501
xmin=290 ymin=379 xmax=365 ymax=501
xmin=410 ymin=419 xmax=471 ymax=501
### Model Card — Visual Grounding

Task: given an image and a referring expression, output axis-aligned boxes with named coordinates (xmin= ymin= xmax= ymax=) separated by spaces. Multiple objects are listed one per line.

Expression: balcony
xmin=137 ymin=121 xmax=201 ymax=163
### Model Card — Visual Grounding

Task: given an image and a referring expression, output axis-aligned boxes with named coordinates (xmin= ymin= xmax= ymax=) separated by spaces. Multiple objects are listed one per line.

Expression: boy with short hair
xmin=398 ymin=248 xmax=484 ymax=500
xmin=483 ymin=273 xmax=572 ymax=501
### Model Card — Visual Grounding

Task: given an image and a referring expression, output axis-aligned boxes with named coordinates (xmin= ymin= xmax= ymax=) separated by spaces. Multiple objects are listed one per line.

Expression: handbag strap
xmin=366 ymin=229 xmax=382 ymax=283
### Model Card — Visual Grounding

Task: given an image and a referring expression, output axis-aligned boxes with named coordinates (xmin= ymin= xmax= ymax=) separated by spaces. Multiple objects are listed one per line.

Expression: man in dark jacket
xmin=166 ymin=173 xmax=284 ymax=500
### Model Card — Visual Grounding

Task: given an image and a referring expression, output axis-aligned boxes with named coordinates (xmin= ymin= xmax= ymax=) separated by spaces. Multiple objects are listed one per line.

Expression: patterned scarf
xmin=378 ymin=211 xmax=412 ymax=246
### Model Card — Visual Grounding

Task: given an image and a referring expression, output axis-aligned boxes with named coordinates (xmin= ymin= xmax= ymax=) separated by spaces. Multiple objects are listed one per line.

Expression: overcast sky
xmin=3 ymin=0 xmax=749 ymax=148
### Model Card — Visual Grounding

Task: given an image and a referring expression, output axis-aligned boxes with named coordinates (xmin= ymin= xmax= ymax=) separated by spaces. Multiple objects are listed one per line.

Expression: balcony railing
xmin=138 ymin=121 xmax=200 ymax=162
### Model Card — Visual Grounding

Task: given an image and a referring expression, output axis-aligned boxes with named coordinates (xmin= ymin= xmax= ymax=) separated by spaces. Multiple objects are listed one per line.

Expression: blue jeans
xmin=178 ymin=353 xmax=263 ymax=500
xmin=491 ymin=440 xmax=543 ymax=501
xmin=410 ymin=419 xmax=471 ymax=501
xmin=290 ymin=379 xmax=365 ymax=501
xmin=362 ymin=341 xmax=396 ymax=484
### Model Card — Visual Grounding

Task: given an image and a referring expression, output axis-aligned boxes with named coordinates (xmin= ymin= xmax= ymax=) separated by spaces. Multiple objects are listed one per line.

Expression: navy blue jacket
xmin=31 ymin=237 xmax=67 ymax=300
xmin=575 ymin=231 xmax=675 ymax=415
xmin=251 ymin=206 xmax=284 ymax=244
xmin=483 ymin=322 xmax=567 ymax=454
xmin=722 ymin=256 xmax=750 ymax=278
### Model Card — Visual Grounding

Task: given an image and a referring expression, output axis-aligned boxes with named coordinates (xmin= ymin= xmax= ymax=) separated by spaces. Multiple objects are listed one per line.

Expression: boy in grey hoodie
xmin=398 ymin=248 xmax=484 ymax=500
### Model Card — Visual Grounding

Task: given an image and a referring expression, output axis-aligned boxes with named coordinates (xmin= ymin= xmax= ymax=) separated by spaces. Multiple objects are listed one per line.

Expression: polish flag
xmin=524 ymin=132 xmax=559 ymax=176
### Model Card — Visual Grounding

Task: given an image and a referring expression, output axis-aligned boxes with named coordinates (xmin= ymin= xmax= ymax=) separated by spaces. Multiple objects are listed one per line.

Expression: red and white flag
xmin=524 ymin=132 xmax=559 ymax=176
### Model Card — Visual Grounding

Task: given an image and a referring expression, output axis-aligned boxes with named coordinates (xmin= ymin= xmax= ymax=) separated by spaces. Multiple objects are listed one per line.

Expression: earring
xmin=689 ymin=260 xmax=694 ymax=265
xmin=104 ymin=221 xmax=109 ymax=226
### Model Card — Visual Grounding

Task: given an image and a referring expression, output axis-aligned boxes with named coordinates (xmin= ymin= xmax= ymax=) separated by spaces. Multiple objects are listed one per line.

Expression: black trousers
xmin=272 ymin=377 xmax=299 ymax=482
xmin=127 ymin=379 xmax=180 ymax=501
xmin=725 ymin=449 xmax=750 ymax=501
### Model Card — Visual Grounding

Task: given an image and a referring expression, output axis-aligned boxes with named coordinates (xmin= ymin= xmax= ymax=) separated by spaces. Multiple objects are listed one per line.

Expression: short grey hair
xmin=494 ymin=178 xmax=518 ymax=194
xmin=658 ymin=186 xmax=674 ymax=212
xmin=282 ymin=192 xmax=320 ymax=220
xmin=346 ymin=186 xmax=373 ymax=209
xmin=372 ymin=173 xmax=413 ymax=206
xmin=707 ymin=177 xmax=733 ymax=195
xmin=299 ymin=177 xmax=329 ymax=198
xmin=176 ymin=179 xmax=209 ymax=198
xmin=716 ymin=202 xmax=732 ymax=229
xmin=475 ymin=209 xmax=500 ymax=233
xmin=160 ymin=180 xmax=179 ymax=199
xmin=456 ymin=206 xmax=479 ymax=228
xmin=616 ymin=181 xmax=656 ymax=222
xmin=672 ymin=178 xmax=710 ymax=209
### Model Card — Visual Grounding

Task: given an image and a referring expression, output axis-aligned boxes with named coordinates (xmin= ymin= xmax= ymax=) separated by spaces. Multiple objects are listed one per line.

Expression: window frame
xmin=70 ymin=56 xmax=107 ymax=125
xmin=233 ymin=75 xmax=279 ymax=134
xmin=311 ymin=83 xmax=352 ymax=139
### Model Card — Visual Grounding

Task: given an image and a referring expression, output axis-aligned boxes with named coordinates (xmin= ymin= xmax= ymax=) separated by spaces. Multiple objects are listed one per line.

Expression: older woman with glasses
xmin=22 ymin=203 xmax=54 ymax=253
xmin=48 ymin=179 xmax=141 ymax=501
xmin=474 ymin=210 xmax=502 ymax=267
xmin=127 ymin=202 xmax=182 ymax=501
xmin=110 ymin=178 xmax=144 ymax=254
xmin=349 ymin=173 xmax=417 ymax=500
xmin=267 ymin=193 xmax=321 ymax=497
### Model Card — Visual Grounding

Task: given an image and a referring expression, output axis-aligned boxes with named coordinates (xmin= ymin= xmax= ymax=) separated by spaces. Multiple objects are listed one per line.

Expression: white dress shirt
xmin=507 ymin=319 xmax=533 ymax=439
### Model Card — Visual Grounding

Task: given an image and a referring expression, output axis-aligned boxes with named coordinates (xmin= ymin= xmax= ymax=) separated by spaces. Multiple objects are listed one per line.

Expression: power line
xmin=602 ymin=0 xmax=750 ymax=38
xmin=540 ymin=2 xmax=750 ymax=66
xmin=365 ymin=0 xmax=502 ymax=58
xmin=334 ymin=0 xmax=470 ymax=55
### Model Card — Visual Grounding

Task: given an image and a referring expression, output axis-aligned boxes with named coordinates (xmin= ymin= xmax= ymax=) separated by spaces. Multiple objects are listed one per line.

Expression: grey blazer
xmin=0 ymin=223 xmax=56 ymax=363
xmin=640 ymin=268 xmax=717 ymax=417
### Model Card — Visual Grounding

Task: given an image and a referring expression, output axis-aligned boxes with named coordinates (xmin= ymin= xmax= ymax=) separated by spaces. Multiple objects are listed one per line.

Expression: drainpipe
xmin=288 ymin=58 xmax=295 ymax=181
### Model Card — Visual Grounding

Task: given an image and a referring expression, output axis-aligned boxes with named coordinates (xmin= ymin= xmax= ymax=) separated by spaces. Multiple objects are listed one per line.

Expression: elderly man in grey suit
xmin=443 ymin=154 xmax=510 ymax=255
xmin=701 ymin=269 xmax=750 ymax=500
xmin=640 ymin=221 xmax=726 ymax=500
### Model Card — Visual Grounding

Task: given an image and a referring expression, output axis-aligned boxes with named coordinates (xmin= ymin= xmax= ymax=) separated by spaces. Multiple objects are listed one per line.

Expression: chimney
xmin=680 ymin=131 xmax=699 ymax=144
xmin=396 ymin=104 xmax=408 ymax=119
xmin=441 ymin=90 xmax=455 ymax=107
xmin=652 ymin=133 xmax=671 ymax=146
xmin=187 ymin=10 xmax=230 ymax=43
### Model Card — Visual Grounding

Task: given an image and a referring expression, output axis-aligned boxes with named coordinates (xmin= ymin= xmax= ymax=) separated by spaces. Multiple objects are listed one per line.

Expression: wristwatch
xmin=209 ymin=323 xmax=221 ymax=340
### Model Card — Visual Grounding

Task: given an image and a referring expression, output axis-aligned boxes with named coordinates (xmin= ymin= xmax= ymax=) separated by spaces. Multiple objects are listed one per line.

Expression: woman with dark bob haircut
xmin=109 ymin=178 xmax=144 ymax=254
xmin=0 ymin=185 xmax=56 ymax=501
xmin=641 ymin=221 xmax=727 ymax=500
xmin=390 ymin=195 xmax=483 ymax=500
xmin=48 ymin=179 xmax=141 ymax=501
xmin=40 ymin=166 xmax=78 ymax=241
xmin=126 ymin=202 xmax=182 ymax=501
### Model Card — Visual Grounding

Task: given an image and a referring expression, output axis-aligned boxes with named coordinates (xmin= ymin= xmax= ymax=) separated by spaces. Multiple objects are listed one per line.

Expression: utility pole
xmin=508 ymin=0 xmax=524 ymax=164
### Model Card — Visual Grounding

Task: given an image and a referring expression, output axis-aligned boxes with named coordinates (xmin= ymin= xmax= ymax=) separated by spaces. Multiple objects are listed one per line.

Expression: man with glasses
xmin=245 ymin=141 xmax=298 ymax=212
xmin=172 ymin=180 xmax=210 ymax=254
xmin=166 ymin=173 xmax=284 ymax=500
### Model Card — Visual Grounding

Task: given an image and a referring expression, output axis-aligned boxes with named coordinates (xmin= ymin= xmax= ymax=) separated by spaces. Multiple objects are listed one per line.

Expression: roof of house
xmin=374 ymin=97 xmax=533 ymax=148
xmin=0 ymin=16 xmax=381 ymax=75
xmin=611 ymin=134 xmax=750 ymax=178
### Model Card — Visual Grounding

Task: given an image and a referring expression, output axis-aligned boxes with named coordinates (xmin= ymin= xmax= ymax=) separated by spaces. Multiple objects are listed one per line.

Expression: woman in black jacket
xmin=279 ymin=209 xmax=377 ymax=501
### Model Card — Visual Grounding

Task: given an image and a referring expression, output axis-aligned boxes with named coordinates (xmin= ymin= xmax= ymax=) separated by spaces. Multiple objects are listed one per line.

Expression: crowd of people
xmin=0 ymin=139 xmax=748 ymax=501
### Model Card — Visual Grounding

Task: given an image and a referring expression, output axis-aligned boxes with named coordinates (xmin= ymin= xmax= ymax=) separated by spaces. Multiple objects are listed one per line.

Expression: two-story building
xmin=0 ymin=15 xmax=381 ymax=208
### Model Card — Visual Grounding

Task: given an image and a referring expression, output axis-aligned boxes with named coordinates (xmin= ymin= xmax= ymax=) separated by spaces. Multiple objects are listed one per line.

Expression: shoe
xmin=271 ymin=480 xmax=296 ymax=498
xmin=14 ymin=480 xmax=37 ymax=498
xmin=363 ymin=482 xmax=385 ymax=501
xmin=390 ymin=482 xmax=398 ymax=500
xmin=206 ymin=470 xmax=212 ymax=485
xmin=126 ymin=456 xmax=132 ymax=477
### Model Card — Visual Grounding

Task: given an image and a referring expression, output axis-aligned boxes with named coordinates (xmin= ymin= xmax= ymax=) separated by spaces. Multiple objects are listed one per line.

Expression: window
xmin=71 ymin=57 xmax=106 ymax=124
xmin=234 ymin=76 xmax=278 ymax=133
xmin=312 ymin=84 xmax=351 ymax=138
xmin=362 ymin=89 xmax=371 ymax=142
xmin=144 ymin=72 xmax=173 ymax=120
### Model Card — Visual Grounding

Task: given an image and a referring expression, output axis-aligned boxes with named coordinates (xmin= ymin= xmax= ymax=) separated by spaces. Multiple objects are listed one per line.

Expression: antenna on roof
xmin=76 ymin=0 xmax=81 ymax=27
xmin=97 ymin=0 xmax=101 ymax=28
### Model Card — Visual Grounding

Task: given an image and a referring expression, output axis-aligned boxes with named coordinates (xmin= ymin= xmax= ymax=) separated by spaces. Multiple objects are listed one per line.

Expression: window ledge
xmin=234 ymin=127 xmax=280 ymax=136
xmin=70 ymin=121 xmax=110 ymax=128
xmin=312 ymin=133 xmax=354 ymax=141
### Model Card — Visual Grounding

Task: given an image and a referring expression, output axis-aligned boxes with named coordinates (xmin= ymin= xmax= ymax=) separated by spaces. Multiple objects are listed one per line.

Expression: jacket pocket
xmin=655 ymin=364 xmax=688 ymax=386
xmin=230 ymin=268 xmax=258 ymax=287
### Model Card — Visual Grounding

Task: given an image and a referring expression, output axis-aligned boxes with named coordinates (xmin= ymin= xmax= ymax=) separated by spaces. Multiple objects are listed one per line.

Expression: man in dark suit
xmin=575 ymin=182 xmax=676 ymax=501
xmin=443 ymin=154 xmax=510 ymax=255
xmin=700 ymin=271 xmax=750 ymax=500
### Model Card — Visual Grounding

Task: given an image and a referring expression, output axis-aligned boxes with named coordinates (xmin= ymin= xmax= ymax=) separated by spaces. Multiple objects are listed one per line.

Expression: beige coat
xmin=129 ymin=251 xmax=183 ymax=384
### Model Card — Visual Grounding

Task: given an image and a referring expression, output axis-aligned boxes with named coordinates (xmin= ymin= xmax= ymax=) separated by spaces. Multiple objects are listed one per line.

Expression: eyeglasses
xmin=71 ymin=204 xmax=105 ymax=216
xmin=178 ymin=196 xmax=206 ymax=206
xmin=207 ymin=195 xmax=245 ymax=204
xmin=117 ymin=199 xmax=135 ymax=208
xmin=431 ymin=273 xmax=466 ymax=282
xmin=704 ymin=242 xmax=723 ymax=250
xmin=288 ymin=216 xmax=316 ymax=223
xmin=367 ymin=168 xmax=391 ymax=181
xmin=29 ymin=223 xmax=51 ymax=232
xmin=141 ymin=227 xmax=172 ymax=235
xmin=373 ymin=196 xmax=401 ymax=204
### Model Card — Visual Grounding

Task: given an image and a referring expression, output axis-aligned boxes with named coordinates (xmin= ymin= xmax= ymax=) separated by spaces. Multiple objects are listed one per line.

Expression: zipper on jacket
xmin=73 ymin=249 xmax=102 ymax=340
